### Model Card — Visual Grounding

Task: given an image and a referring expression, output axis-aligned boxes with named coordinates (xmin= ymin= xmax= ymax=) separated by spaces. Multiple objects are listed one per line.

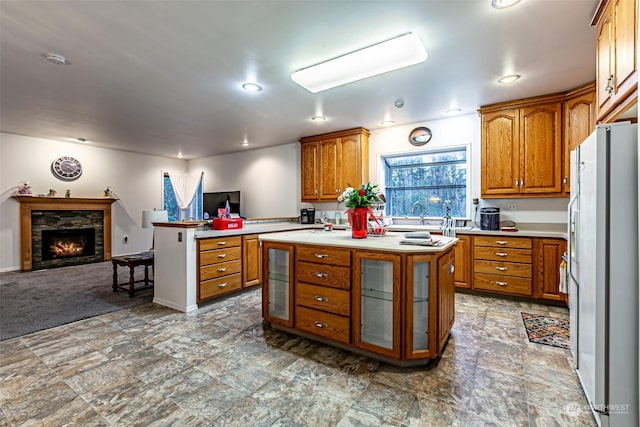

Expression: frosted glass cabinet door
xmin=263 ymin=243 xmax=294 ymax=327
xmin=412 ymin=260 xmax=430 ymax=353
xmin=354 ymin=252 xmax=401 ymax=358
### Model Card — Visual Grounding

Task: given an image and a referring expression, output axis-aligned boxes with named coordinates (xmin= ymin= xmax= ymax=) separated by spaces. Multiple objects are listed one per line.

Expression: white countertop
xmin=258 ymin=229 xmax=458 ymax=253
xmin=191 ymin=221 xmax=568 ymax=240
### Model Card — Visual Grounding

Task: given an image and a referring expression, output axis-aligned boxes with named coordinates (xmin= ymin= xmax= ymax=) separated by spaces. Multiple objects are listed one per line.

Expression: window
xmin=163 ymin=173 xmax=203 ymax=221
xmin=383 ymin=147 xmax=468 ymax=218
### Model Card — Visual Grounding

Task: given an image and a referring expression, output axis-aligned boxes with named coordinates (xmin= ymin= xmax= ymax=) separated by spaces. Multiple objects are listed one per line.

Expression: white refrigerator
xmin=567 ymin=122 xmax=638 ymax=427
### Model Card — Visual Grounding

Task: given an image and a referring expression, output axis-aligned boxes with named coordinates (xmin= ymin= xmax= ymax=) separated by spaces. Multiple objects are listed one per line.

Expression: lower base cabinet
xmin=262 ymin=240 xmax=456 ymax=366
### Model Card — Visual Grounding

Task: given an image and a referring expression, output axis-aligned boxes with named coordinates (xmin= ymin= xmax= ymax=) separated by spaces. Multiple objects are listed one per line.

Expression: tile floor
xmin=0 ymin=289 xmax=595 ymax=426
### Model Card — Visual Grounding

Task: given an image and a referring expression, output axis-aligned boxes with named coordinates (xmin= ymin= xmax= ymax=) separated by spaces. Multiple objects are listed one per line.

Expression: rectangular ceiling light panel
xmin=291 ymin=32 xmax=428 ymax=93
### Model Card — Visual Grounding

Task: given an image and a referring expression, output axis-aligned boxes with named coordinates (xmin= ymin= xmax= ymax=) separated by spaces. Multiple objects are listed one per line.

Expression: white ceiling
xmin=1 ymin=0 xmax=598 ymax=160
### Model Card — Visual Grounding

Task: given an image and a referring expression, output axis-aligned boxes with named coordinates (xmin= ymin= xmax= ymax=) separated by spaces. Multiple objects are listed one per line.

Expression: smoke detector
xmin=44 ymin=53 xmax=69 ymax=65
xmin=394 ymin=99 xmax=405 ymax=108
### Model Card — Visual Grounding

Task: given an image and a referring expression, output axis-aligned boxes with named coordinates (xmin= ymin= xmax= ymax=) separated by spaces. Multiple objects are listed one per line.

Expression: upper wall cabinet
xmin=479 ymin=83 xmax=595 ymax=199
xmin=480 ymin=101 xmax=562 ymax=198
xmin=593 ymin=0 xmax=637 ymax=123
xmin=300 ymin=127 xmax=370 ymax=202
xmin=563 ymin=83 xmax=596 ymax=195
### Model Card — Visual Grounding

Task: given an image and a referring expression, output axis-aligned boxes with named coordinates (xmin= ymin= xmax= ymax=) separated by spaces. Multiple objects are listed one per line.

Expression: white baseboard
xmin=0 ymin=266 xmax=20 ymax=273
xmin=152 ymin=297 xmax=198 ymax=313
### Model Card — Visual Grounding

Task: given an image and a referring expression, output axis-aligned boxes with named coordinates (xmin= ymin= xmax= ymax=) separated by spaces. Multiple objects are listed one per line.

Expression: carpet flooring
xmin=0 ymin=261 xmax=153 ymax=341
xmin=521 ymin=312 xmax=570 ymax=349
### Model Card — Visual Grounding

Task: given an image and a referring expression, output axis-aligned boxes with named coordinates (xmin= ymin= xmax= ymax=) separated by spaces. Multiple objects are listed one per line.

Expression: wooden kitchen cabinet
xmin=197 ymin=236 xmax=243 ymax=301
xmin=472 ymin=236 xmax=533 ymax=297
xmin=353 ymin=251 xmax=402 ymax=359
xmin=480 ymin=101 xmax=562 ymax=197
xmin=453 ymin=234 xmax=471 ymax=289
xmin=534 ymin=238 xmax=567 ymax=302
xmin=593 ymin=0 xmax=637 ymax=123
xmin=262 ymin=241 xmax=294 ymax=327
xmin=563 ymin=83 xmax=596 ymax=195
xmin=300 ymin=127 xmax=370 ymax=202
xmin=242 ymin=234 xmax=262 ymax=288
xmin=437 ymin=250 xmax=456 ymax=351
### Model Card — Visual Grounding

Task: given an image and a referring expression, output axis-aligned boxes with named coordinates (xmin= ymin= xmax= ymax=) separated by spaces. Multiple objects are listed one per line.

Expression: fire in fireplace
xmin=41 ymin=228 xmax=96 ymax=261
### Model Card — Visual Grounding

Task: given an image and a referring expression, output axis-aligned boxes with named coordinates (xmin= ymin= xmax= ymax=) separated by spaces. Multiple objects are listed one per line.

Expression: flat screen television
xmin=203 ymin=191 xmax=241 ymax=218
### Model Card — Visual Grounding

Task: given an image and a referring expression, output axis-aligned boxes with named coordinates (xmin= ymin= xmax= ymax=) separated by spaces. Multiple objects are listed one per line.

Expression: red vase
xmin=350 ymin=207 xmax=368 ymax=239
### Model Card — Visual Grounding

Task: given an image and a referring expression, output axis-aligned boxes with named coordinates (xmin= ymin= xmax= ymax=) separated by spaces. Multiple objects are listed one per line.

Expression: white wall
xmin=0 ymin=133 xmax=187 ymax=271
xmin=314 ymin=113 xmax=568 ymax=224
xmin=188 ymin=143 xmax=300 ymax=218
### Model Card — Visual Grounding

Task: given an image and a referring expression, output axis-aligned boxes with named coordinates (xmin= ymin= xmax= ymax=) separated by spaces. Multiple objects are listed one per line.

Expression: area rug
xmin=521 ymin=312 xmax=570 ymax=349
xmin=0 ymin=261 xmax=153 ymax=341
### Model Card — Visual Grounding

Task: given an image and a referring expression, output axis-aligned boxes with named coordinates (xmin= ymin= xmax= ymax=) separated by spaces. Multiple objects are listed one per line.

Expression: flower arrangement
xmin=337 ymin=182 xmax=381 ymax=209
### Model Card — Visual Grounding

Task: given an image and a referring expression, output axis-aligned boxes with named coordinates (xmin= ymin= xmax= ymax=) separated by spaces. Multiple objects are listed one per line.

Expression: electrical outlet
xmin=507 ymin=203 xmax=517 ymax=211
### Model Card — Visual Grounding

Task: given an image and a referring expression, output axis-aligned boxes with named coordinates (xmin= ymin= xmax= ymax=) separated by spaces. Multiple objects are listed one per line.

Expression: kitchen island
xmin=260 ymin=230 xmax=457 ymax=366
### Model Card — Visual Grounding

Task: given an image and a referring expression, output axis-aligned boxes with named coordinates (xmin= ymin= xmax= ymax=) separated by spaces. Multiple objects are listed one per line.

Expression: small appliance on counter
xmin=479 ymin=207 xmax=500 ymax=230
xmin=300 ymin=208 xmax=315 ymax=224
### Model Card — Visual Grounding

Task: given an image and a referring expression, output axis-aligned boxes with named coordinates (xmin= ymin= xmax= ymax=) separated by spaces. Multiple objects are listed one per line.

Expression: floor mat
xmin=521 ymin=312 xmax=569 ymax=349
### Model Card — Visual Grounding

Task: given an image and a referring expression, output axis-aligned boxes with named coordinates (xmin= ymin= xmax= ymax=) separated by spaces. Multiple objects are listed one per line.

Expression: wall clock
xmin=408 ymin=127 xmax=432 ymax=146
xmin=51 ymin=156 xmax=83 ymax=181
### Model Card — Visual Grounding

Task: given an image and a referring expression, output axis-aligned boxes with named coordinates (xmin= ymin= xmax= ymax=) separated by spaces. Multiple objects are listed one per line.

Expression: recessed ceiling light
xmin=291 ymin=32 xmax=428 ymax=93
xmin=177 ymin=152 xmax=183 ymax=158
xmin=380 ymin=120 xmax=395 ymax=126
xmin=491 ymin=0 xmax=522 ymax=9
xmin=242 ymin=139 xmax=249 ymax=146
xmin=44 ymin=53 xmax=69 ymax=65
xmin=242 ymin=82 xmax=262 ymax=92
xmin=311 ymin=116 xmax=327 ymax=122
xmin=498 ymin=74 xmax=521 ymax=84
xmin=445 ymin=108 xmax=462 ymax=115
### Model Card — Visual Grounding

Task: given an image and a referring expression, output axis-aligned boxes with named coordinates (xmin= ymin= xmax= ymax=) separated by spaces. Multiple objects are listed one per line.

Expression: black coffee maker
xmin=300 ymin=208 xmax=315 ymax=224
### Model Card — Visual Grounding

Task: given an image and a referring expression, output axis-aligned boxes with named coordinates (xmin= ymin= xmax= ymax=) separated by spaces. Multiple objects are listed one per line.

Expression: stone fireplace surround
xmin=13 ymin=196 xmax=116 ymax=271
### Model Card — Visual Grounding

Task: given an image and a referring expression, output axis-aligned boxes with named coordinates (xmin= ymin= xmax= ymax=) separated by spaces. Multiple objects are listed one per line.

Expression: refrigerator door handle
xmin=567 ymin=194 xmax=579 ymax=285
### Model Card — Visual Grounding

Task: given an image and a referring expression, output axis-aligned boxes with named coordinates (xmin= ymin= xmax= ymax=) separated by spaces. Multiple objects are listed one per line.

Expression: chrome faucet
xmin=411 ymin=201 xmax=425 ymax=225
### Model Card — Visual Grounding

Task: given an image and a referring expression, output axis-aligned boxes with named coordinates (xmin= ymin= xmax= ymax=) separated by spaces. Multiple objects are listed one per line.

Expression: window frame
xmin=380 ymin=144 xmax=471 ymax=219
xmin=162 ymin=172 xmax=203 ymax=221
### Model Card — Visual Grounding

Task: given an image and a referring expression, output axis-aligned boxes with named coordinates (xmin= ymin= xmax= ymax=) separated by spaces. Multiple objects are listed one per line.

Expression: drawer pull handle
xmin=496 ymin=267 xmax=507 ymax=271
xmin=314 ymin=296 xmax=329 ymax=302
xmin=217 ymin=241 xmax=227 ymax=245
xmin=218 ymin=254 xmax=227 ymax=258
xmin=217 ymin=267 xmax=227 ymax=272
xmin=495 ymin=252 xmax=507 ymax=257
xmin=314 ymin=253 xmax=328 ymax=258
xmin=314 ymin=321 xmax=328 ymax=328
xmin=218 ymin=283 xmax=227 ymax=288
xmin=496 ymin=281 xmax=507 ymax=287
xmin=496 ymin=241 xmax=508 ymax=245
xmin=315 ymin=273 xmax=328 ymax=279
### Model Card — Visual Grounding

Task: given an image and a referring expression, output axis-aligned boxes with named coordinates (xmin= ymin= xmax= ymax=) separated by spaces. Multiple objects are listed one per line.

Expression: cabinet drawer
xmin=200 ymin=246 xmax=242 ymax=265
xmin=473 ymin=273 xmax=532 ymax=296
xmin=473 ymin=236 xmax=532 ymax=249
xmin=473 ymin=260 xmax=531 ymax=278
xmin=474 ymin=247 xmax=532 ymax=263
xmin=296 ymin=245 xmax=351 ymax=267
xmin=295 ymin=306 xmax=350 ymax=344
xmin=200 ymin=273 xmax=242 ymax=300
xmin=199 ymin=236 xmax=242 ymax=251
xmin=296 ymin=261 xmax=351 ymax=290
xmin=296 ymin=282 xmax=350 ymax=316
xmin=200 ymin=259 xmax=242 ymax=281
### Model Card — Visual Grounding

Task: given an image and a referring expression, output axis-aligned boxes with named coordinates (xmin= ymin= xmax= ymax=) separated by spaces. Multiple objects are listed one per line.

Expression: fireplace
xmin=13 ymin=196 xmax=116 ymax=271
xmin=42 ymin=228 xmax=96 ymax=261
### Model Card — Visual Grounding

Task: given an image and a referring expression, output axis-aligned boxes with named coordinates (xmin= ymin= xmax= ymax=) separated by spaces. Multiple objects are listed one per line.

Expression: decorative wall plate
xmin=408 ymin=127 xmax=432 ymax=146
xmin=51 ymin=156 xmax=82 ymax=181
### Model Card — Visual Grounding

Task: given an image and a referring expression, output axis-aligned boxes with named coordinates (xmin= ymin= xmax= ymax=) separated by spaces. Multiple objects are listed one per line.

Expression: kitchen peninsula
xmin=260 ymin=230 xmax=457 ymax=366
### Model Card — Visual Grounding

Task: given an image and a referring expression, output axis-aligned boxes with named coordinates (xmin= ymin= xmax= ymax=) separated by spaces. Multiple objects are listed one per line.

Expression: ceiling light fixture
xmin=242 ymin=82 xmax=262 ymax=92
xmin=44 ymin=53 xmax=68 ymax=65
xmin=311 ymin=116 xmax=326 ymax=122
xmin=380 ymin=120 xmax=395 ymax=126
xmin=242 ymin=139 xmax=249 ymax=146
xmin=291 ymin=32 xmax=428 ymax=93
xmin=491 ymin=0 xmax=522 ymax=9
xmin=445 ymin=108 xmax=462 ymax=115
xmin=498 ymin=74 xmax=521 ymax=84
